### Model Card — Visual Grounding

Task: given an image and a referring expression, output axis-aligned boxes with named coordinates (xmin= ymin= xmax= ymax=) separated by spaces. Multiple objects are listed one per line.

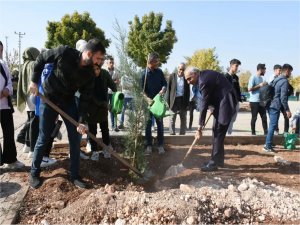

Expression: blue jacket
xmin=269 ymin=75 xmax=290 ymax=112
xmin=140 ymin=67 xmax=167 ymax=99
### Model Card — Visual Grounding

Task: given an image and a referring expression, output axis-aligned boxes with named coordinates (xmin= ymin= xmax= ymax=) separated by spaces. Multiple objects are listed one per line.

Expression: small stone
xmin=224 ymin=208 xmax=232 ymax=218
xmin=124 ymin=205 xmax=132 ymax=215
xmin=180 ymin=184 xmax=195 ymax=192
xmin=258 ymin=215 xmax=265 ymax=221
xmin=186 ymin=216 xmax=197 ymax=224
xmin=228 ymin=184 xmax=236 ymax=191
xmin=51 ymin=200 xmax=65 ymax=209
xmin=238 ymin=183 xmax=249 ymax=192
xmin=41 ymin=219 xmax=49 ymax=225
xmin=115 ymin=218 xmax=126 ymax=225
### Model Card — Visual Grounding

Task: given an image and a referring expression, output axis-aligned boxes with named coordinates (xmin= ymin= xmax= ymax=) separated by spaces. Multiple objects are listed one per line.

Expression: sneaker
xmin=41 ymin=157 xmax=57 ymax=167
xmin=102 ymin=147 xmax=111 ymax=159
xmin=114 ymin=127 xmax=120 ymax=132
xmin=90 ymin=151 xmax=100 ymax=161
xmin=151 ymin=126 xmax=155 ymax=132
xmin=262 ymin=146 xmax=276 ymax=153
xmin=71 ymin=177 xmax=87 ymax=189
xmin=170 ymin=132 xmax=176 ymax=135
xmin=28 ymin=151 xmax=34 ymax=158
xmin=29 ymin=175 xmax=42 ymax=189
xmin=22 ymin=145 xmax=30 ymax=153
xmin=158 ymin=146 xmax=165 ymax=155
xmin=80 ymin=151 xmax=89 ymax=160
xmin=145 ymin=146 xmax=152 ymax=155
xmin=86 ymin=141 xmax=92 ymax=153
xmin=274 ymin=130 xmax=279 ymax=135
xmin=3 ymin=160 xmax=25 ymax=169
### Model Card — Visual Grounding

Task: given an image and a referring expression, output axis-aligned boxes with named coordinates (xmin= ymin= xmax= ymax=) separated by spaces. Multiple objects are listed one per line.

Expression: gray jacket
xmin=269 ymin=75 xmax=290 ymax=112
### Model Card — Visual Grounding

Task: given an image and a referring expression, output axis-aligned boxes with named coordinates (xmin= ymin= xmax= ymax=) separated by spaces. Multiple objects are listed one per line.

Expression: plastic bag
xmin=283 ymin=132 xmax=299 ymax=150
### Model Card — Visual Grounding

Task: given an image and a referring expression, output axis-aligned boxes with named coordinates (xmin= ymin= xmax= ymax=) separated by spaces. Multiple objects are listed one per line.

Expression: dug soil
xmin=15 ymin=143 xmax=300 ymax=224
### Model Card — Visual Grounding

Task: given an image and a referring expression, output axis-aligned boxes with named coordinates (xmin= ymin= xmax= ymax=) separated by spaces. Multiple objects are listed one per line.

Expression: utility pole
xmin=5 ymin=36 xmax=9 ymax=63
xmin=14 ymin=31 xmax=26 ymax=73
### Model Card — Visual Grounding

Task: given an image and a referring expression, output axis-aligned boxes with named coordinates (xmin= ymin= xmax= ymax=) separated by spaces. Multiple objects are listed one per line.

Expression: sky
xmin=0 ymin=0 xmax=299 ymax=80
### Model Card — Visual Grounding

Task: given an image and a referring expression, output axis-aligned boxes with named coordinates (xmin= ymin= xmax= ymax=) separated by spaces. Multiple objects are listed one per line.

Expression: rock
xmin=41 ymin=219 xmax=49 ymax=225
xmin=124 ymin=205 xmax=132 ymax=215
xmin=186 ymin=216 xmax=197 ymax=224
xmin=258 ymin=215 xmax=265 ymax=221
xmin=115 ymin=218 xmax=126 ymax=225
xmin=51 ymin=200 xmax=65 ymax=209
xmin=274 ymin=156 xmax=291 ymax=166
xmin=238 ymin=183 xmax=249 ymax=192
xmin=180 ymin=184 xmax=195 ymax=193
xmin=228 ymin=184 xmax=236 ymax=191
xmin=224 ymin=208 xmax=232 ymax=218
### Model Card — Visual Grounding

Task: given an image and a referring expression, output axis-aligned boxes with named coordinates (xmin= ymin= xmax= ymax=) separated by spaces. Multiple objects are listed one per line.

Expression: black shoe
xmin=179 ymin=132 xmax=186 ymax=135
xmin=201 ymin=163 xmax=218 ymax=172
xmin=29 ymin=175 xmax=42 ymax=189
xmin=251 ymin=132 xmax=256 ymax=136
xmin=114 ymin=127 xmax=120 ymax=132
xmin=170 ymin=132 xmax=176 ymax=135
xmin=262 ymin=146 xmax=276 ymax=153
xmin=71 ymin=177 xmax=87 ymax=189
xmin=118 ymin=124 xmax=125 ymax=130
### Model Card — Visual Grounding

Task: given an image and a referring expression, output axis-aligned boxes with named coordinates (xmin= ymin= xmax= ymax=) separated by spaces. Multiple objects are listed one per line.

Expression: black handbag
xmin=0 ymin=63 xmax=15 ymax=113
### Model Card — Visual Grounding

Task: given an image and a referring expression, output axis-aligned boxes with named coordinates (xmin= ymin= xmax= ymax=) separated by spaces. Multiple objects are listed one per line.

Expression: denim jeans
xmin=265 ymin=108 xmax=280 ymax=148
xmin=31 ymin=98 xmax=81 ymax=179
xmin=120 ymin=97 xmax=133 ymax=125
xmin=146 ymin=112 xmax=164 ymax=146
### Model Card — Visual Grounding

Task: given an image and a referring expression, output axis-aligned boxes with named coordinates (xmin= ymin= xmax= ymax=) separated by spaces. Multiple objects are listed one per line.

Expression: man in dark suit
xmin=184 ymin=66 xmax=237 ymax=171
xmin=165 ymin=63 xmax=190 ymax=135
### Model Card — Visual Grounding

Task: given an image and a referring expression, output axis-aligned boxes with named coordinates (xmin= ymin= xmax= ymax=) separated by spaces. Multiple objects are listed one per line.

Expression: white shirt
xmin=176 ymin=75 xmax=184 ymax=97
xmin=0 ymin=60 xmax=13 ymax=110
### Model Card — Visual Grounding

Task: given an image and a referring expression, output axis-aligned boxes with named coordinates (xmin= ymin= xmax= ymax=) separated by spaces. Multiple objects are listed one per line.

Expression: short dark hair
xmin=282 ymin=64 xmax=293 ymax=71
xmin=148 ymin=52 xmax=160 ymax=63
xmin=257 ymin=63 xmax=266 ymax=70
xmin=230 ymin=58 xmax=241 ymax=65
xmin=85 ymin=38 xmax=106 ymax=54
xmin=0 ymin=41 xmax=3 ymax=47
xmin=106 ymin=55 xmax=114 ymax=61
xmin=273 ymin=64 xmax=282 ymax=70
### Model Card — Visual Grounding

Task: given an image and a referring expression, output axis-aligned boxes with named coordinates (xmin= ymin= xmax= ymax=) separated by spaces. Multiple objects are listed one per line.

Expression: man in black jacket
xmin=165 ymin=63 xmax=190 ymax=135
xmin=184 ymin=66 xmax=237 ymax=171
xmin=29 ymin=38 xmax=106 ymax=189
xmin=224 ymin=59 xmax=242 ymax=135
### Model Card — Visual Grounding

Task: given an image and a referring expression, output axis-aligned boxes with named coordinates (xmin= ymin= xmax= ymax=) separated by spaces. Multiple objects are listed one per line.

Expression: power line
xmin=14 ymin=31 xmax=26 ymax=73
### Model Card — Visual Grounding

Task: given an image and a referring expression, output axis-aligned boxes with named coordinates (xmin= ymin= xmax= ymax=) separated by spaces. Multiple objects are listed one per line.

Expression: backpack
xmin=259 ymin=77 xmax=284 ymax=107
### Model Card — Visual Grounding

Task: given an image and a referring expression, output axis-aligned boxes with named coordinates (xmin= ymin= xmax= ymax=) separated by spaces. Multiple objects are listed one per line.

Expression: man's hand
xmin=29 ymin=81 xmax=38 ymax=96
xmin=286 ymin=111 xmax=292 ymax=119
xmin=0 ymin=87 xmax=9 ymax=98
xmin=159 ymin=87 xmax=166 ymax=96
xmin=77 ymin=123 xmax=88 ymax=135
xmin=195 ymin=129 xmax=202 ymax=139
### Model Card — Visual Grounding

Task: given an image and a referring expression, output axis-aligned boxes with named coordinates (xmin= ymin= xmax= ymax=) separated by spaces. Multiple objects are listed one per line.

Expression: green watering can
xmin=283 ymin=132 xmax=299 ymax=150
xmin=149 ymin=94 xmax=173 ymax=119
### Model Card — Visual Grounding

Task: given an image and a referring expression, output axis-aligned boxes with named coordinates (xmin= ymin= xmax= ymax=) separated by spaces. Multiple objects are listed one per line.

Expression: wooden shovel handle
xmin=39 ymin=94 xmax=143 ymax=177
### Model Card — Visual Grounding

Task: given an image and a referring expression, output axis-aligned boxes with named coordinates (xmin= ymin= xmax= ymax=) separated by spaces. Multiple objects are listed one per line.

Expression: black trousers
xmin=0 ymin=109 xmax=17 ymax=164
xmin=209 ymin=118 xmax=230 ymax=165
xmin=17 ymin=111 xmax=39 ymax=151
xmin=88 ymin=120 xmax=110 ymax=152
xmin=275 ymin=108 xmax=289 ymax=133
xmin=188 ymin=100 xmax=196 ymax=129
xmin=250 ymin=102 xmax=268 ymax=134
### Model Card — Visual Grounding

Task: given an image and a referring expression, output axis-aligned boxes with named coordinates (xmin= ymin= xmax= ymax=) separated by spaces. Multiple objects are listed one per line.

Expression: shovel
xmin=164 ymin=112 xmax=213 ymax=178
xmin=38 ymin=94 xmax=143 ymax=177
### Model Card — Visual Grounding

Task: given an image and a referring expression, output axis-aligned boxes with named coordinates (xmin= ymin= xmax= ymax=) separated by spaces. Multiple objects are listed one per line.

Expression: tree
xmin=6 ymin=48 xmax=19 ymax=73
xmin=185 ymin=47 xmax=222 ymax=72
xmin=113 ymin=20 xmax=148 ymax=174
xmin=185 ymin=48 xmax=222 ymax=72
xmin=290 ymin=76 xmax=300 ymax=92
xmin=45 ymin=11 xmax=110 ymax=49
xmin=239 ymin=70 xmax=252 ymax=92
xmin=126 ymin=11 xmax=177 ymax=68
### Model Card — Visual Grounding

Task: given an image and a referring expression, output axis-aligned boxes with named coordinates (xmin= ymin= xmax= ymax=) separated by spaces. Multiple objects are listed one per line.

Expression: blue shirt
xmin=248 ymin=75 xmax=263 ymax=102
xmin=141 ymin=67 xmax=167 ymax=99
